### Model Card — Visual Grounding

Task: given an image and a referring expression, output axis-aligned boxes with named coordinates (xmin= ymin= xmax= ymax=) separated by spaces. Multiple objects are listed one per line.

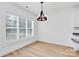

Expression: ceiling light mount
xmin=26 ymin=6 xmax=28 ymax=8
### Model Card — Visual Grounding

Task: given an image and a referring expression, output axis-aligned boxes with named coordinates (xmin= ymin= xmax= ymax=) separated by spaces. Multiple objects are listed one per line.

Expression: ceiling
xmin=12 ymin=2 xmax=79 ymax=16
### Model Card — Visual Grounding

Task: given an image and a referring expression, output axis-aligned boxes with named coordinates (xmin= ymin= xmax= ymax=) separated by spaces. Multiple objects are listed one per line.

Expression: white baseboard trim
xmin=0 ymin=39 xmax=36 ymax=57
xmin=37 ymin=40 xmax=74 ymax=48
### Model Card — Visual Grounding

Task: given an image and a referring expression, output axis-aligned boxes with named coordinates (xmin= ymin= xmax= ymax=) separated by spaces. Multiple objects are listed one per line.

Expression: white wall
xmin=74 ymin=7 xmax=79 ymax=27
xmin=0 ymin=2 xmax=36 ymax=48
xmin=38 ymin=8 xmax=75 ymax=47
xmin=0 ymin=3 xmax=38 ymax=56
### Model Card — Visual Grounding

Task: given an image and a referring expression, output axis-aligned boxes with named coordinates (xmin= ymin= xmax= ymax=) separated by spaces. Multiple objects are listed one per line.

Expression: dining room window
xmin=6 ymin=13 xmax=34 ymax=40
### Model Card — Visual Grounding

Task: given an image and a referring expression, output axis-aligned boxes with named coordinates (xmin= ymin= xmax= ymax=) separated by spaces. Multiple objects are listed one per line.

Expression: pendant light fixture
xmin=37 ymin=2 xmax=47 ymax=21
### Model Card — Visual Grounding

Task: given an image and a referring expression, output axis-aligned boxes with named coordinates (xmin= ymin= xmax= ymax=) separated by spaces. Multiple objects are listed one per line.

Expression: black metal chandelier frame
xmin=37 ymin=2 xmax=47 ymax=21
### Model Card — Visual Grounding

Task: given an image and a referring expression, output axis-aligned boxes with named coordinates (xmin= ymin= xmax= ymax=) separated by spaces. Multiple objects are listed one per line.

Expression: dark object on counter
xmin=71 ymin=38 xmax=79 ymax=44
xmin=73 ymin=33 xmax=79 ymax=36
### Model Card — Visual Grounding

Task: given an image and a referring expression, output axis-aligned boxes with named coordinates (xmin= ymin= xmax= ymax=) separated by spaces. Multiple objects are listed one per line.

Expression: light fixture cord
xmin=41 ymin=2 xmax=43 ymax=11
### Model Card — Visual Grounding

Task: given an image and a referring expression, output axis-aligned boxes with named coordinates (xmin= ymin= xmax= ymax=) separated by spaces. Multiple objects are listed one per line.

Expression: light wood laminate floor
xmin=4 ymin=41 xmax=79 ymax=57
